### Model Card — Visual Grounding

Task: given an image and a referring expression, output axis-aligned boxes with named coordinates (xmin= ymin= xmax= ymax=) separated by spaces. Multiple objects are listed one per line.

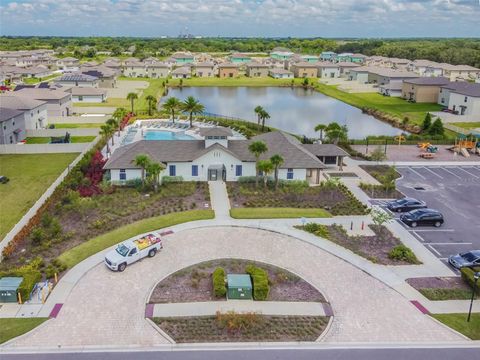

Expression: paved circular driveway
xmin=8 ymin=227 xmax=462 ymax=348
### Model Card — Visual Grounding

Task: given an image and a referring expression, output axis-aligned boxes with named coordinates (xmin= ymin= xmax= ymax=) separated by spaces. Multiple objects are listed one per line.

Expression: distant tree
xmin=254 ymin=105 xmax=264 ymax=125
xmin=314 ymin=124 xmax=327 ymax=142
xmin=325 ymin=122 xmax=348 ymax=144
xmin=258 ymin=160 xmax=274 ymax=189
xmin=270 ymin=154 xmax=284 ymax=191
xmin=422 ymin=113 xmax=432 ymax=131
xmin=145 ymin=95 xmax=157 ymax=116
xmin=133 ymin=154 xmax=150 ymax=186
xmin=182 ymin=96 xmax=205 ymax=127
xmin=162 ymin=97 xmax=182 ymax=124
xmin=248 ymin=141 xmax=268 ymax=188
xmin=428 ymin=118 xmax=445 ymax=137
xmin=126 ymin=92 xmax=138 ymax=114
xmin=112 ymin=107 xmax=128 ymax=134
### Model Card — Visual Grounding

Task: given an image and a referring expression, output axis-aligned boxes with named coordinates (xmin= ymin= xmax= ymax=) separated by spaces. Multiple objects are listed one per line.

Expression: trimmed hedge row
xmin=212 ymin=267 xmax=226 ymax=297
xmin=245 ymin=264 xmax=269 ymax=301
xmin=461 ymin=267 xmax=480 ymax=295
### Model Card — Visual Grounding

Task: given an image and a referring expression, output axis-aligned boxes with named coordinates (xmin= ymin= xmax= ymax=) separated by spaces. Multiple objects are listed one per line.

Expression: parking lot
xmin=373 ymin=165 xmax=480 ymax=262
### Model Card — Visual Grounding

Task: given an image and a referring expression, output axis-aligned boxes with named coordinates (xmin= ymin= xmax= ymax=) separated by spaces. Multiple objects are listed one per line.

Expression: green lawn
xmin=451 ymin=122 xmax=480 ymax=130
xmin=168 ymin=76 xmax=299 ymax=87
xmin=53 ymin=123 xmax=102 ymax=129
xmin=21 ymin=74 xmax=59 ymax=85
xmin=314 ymin=83 xmax=442 ymax=126
xmin=418 ymin=288 xmax=472 ymax=301
xmin=25 ymin=136 xmax=97 ymax=144
xmin=0 ymin=153 xmax=78 ymax=240
xmin=230 ymin=207 xmax=332 ymax=219
xmin=432 ymin=313 xmax=480 ymax=340
xmin=57 ymin=210 xmax=214 ymax=268
xmin=0 ymin=318 xmax=48 ymax=344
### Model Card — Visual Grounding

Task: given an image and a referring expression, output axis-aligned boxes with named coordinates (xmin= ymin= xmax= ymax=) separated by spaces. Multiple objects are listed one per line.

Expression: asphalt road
xmin=386 ymin=165 xmax=480 ymax=260
xmin=2 ymin=347 xmax=480 ymax=360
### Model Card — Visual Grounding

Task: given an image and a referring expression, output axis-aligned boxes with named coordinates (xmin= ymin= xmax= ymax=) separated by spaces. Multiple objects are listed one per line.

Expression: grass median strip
xmin=0 ymin=318 xmax=48 ymax=344
xmin=431 ymin=313 xmax=480 ymax=340
xmin=57 ymin=210 xmax=214 ymax=268
xmin=230 ymin=207 xmax=332 ymax=219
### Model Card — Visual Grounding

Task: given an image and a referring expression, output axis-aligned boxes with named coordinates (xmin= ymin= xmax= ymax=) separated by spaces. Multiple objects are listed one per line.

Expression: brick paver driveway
xmin=8 ymin=227 xmax=462 ymax=348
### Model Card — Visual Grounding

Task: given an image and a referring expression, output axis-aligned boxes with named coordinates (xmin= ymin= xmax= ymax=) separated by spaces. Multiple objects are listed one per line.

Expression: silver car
xmin=448 ymin=250 xmax=480 ymax=269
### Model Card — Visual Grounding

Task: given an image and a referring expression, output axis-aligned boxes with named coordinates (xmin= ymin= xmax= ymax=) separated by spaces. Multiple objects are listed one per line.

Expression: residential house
xmin=270 ymin=47 xmax=294 ymax=61
xmin=320 ymin=51 xmax=337 ymax=61
xmin=56 ymin=73 xmax=99 ymax=88
xmin=318 ymin=62 xmax=340 ymax=78
xmin=0 ymin=108 xmax=26 ymax=144
xmin=194 ymin=62 xmax=215 ymax=77
xmin=367 ymin=69 xmax=418 ymax=86
xmin=386 ymin=58 xmax=410 ymax=70
xmin=0 ymin=94 xmax=48 ymax=129
xmin=104 ymin=130 xmax=347 ymax=184
xmin=69 ymin=87 xmax=107 ymax=103
xmin=268 ymin=68 xmax=294 ymax=79
xmin=336 ymin=53 xmax=354 ymax=62
xmin=81 ymin=66 xmax=118 ymax=88
xmin=218 ymin=63 xmax=239 ymax=78
xmin=171 ymin=67 xmax=191 ymax=79
xmin=170 ymin=52 xmax=195 ymax=64
xmin=301 ymin=55 xmax=319 ymax=63
xmin=18 ymin=66 xmax=52 ymax=79
xmin=439 ymin=64 xmax=480 ymax=82
xmin=348 ymin=66 xmax=376 ymax=83
xmin=14 ymin=88 xmax=72 ymax=117
xmin=146 ymin=62 xmax=170 ymax=78
xmin=336 ymin=62 xmax=362 ymax=77
xmin=379 ymin=81 xmax=403 ymax=97
xmin=229 ymin=53 xmax=252 ymax=64
xmin=103 ymin=59 xmax=122 ymax=70
xmin=438 ymin=82 xmax=480 ymax=115
xmin=245 ymin=62 xmax=270 ymax=77
xmin=56 ymin=57 xmax=79 ymax=71
xmin=402 ymin=77 xmax=451 ymax=103
xmin=290 ymin=62 xmax=318 ymax=78
xmin=409 ymin=60 xmax=444 ymax=77
xmin=123 ymin=60 xmax=147 ymax=77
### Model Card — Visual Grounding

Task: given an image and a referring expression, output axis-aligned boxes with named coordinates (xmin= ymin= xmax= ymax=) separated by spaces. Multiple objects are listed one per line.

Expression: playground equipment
xmin=448 ymin=136 xmax=479 ymax=158
xmin=394 ymin=135 xmax=406 ymax=146
xmin=426 ymin=145 xmax=438 ymax=153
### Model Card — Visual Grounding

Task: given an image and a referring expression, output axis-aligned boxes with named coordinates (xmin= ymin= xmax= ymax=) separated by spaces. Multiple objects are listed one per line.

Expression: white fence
xmin=0 ymin=136 xmax=102 ymax=260
xmin=27 ymin=128 xmax=99 ymax=137
xmin=0 ymin=143 xmax=90 ymax=154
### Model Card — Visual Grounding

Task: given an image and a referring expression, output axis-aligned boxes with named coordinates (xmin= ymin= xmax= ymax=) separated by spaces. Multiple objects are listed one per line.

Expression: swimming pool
xmin=144 ymin=130 xmax=195 ymax=141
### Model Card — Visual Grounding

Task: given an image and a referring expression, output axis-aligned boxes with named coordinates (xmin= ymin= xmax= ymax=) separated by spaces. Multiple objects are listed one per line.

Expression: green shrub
xmin=31 ymin=228 xmax=46 ymax=245
xmin=388 ymin=245 xmax=419 ymax=264
xmin=461 ymin=267 xmax=480 ymax=295
xmin=162 ymin=176 xmax=184 ymax=183
xmin=245 ymin=264 xmax=269 ymax=301
xmin=303 ymin=223 xmax=330 ymax=238
xmin=212 ymin=267 xmax=226 ymax=297
xmin=238 ymin=176 xmax=257 ymax=183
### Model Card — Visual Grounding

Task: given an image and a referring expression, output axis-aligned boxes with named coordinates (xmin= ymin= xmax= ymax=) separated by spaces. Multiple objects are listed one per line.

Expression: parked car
xmin=104 ymin=233 xmax=163 ymax=272
xmin=448 ymin=250 xmax=480 ymax=269
xmin=387 ymin=197 xmax=427 ymax=212
xmin=400 ymin=208 xmax=444 ymax=227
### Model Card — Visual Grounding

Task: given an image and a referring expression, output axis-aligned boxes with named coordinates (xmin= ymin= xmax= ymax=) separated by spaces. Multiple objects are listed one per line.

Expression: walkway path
xmin=208 ymin=181 xmax=231 ymax=219
xmin=150 ymin=301 xmax=328 ymax=317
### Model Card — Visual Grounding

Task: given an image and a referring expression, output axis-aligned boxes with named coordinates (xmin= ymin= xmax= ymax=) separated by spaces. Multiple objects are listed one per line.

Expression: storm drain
xmin=413 ymin=186 xmax=426 ymax=191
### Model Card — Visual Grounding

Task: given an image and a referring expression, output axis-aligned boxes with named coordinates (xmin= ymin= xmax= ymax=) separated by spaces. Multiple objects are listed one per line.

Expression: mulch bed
xmin=359 ymin=165 xmax=401 ymax=181
xmin=359 ymin=184 xmax=404 ymax=199
xmin=407 ymin=277 xmax=470 ymax=290
xmin=154 ymin=315 xmax=329 ymax=343
xmin=149 ymin=259 xmax=325 ymax=304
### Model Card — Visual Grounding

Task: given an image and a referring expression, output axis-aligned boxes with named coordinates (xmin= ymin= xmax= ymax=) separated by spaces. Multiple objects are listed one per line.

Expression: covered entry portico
xmin=208 ymin=164 xmax=226 ymax=181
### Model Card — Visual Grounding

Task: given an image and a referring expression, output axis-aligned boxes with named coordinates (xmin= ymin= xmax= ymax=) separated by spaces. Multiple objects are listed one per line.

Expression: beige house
xmin=171 ymin=67 xmax=191 ymax=79
xmin=402 ymin=77 xmax=451 ymax=103
xmin=15 ymin=88 xmax=72 ymax=117
xmin=290 ymin=62 xmax=318 ymax=78
xmin=440 ymin=64 xmax=480 ymax=81
xmin=147 ymin=63 xmax=170 ymax=78
xmin=218 ymin=63 xmax=238 ymax=78
xmin=123 ymin=60 xmax=147 ymax=77
xmin=194 ymin=62 xmax=215 ymax=77
xmin=245 ymin=62 xmax=270 ymax=77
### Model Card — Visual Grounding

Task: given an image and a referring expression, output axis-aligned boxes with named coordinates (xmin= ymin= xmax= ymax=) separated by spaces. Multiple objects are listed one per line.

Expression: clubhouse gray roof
xmin=104 ymin=130 xmax=344 ymax=170
xmin=403 ymin=77 xmax=451 ymax=86
xmin=199 ymin=127 xmax=233 ymax=137
xmin=0 ymin=107 xmax=24 ymax=122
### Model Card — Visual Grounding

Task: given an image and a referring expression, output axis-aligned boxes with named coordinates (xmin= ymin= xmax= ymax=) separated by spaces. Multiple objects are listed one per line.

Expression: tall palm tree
xmin=314 ymin=124 xmax=327 ymax=142
xmin=100 ymin=124 xmax=112 ymax=154
xmin=182 ymin=96 xmax=205 ymax=127
xmin=133 ymin=154 xmax=150 ymax=186
xmin=126 ymin=92 xmax=138 ymax=114
xmin=106 ymin=118 xmax=118 ymax=146
xmin=248 ymin=140 xmax=268 ymax=188
xmin=259 ymin=109 xmax=270 ymax=132
xmin=113 ymin=107 xmax=127 ymax=134
xmin=162 ymin=97 xmax=182 ymax=124
xmin=270 ymin=154 xmax=284 ymax=191
xmin=146 ymin=161 xmax=165 ymax=192
xmin=145 ymin=95 xmax=157 ymax=116
xmin=258 ymin=160 xmax=274 ymax=190
xmin=325 ymin=122 xmax=348 ymax=144
xmin=254 ymin=105 xmax=264 ymax=125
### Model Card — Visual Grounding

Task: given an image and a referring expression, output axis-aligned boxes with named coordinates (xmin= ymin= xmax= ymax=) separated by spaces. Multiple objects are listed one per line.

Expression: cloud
xmin=0 ymin=0 xmax=478 ymax=37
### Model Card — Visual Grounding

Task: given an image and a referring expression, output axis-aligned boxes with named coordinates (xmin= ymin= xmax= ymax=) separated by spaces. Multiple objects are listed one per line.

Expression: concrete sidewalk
xmin=150 ymin=301 xmax=328 ymax=317
xmin=208 ymin=181 xmax=231 ymax=219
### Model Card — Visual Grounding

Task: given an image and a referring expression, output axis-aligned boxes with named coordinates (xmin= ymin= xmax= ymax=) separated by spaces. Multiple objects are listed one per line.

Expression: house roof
xmin=15 ymin=88 xmax=70 ymax=100
xmin=0 ymin=94 xmax=47 ymax=110
xmin=245 ymin=62 xmax=270 ymax=68
xmin=199 ymin=127 xmax=233 ymax=137
xmin=291 ymin=61 xmax=319 ymax=68
xmin=441 ymin=82 xmax=480 ymax=97
xmin=301 ymin=144 xmax=349 ymax=157
xmin=59 ymin=57 xmax=78 ymax=62
xmin=230 ymin=53 xmax=250 ymax=58
xmin=218 ymin=62 xmax=238 ymax=68
xmin=171 ymin=67 xmax=191 ymax=75
xmin=194 ymin=62 xmax=215 ymax=68
xmin=403 ymin=77 xmax=451 ymax=86
xmin=336 ymin=62 xmax=362 ymax=68
xmin=0 ymin=107 xmax=24 ymax=122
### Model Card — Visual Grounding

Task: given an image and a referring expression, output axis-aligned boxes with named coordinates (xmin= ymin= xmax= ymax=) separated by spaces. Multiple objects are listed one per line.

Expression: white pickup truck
xmin=104 ymin=233 xmax=163 ymax=272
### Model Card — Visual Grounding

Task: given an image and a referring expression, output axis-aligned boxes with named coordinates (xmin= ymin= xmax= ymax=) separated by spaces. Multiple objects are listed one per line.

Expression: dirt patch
xmin=407 ymin=277 xmax=470 ymax=290
xmin=149 ymin=259 xmax=325 ymax=303
xmin=154 ymin=315 xmax=329 ymax=343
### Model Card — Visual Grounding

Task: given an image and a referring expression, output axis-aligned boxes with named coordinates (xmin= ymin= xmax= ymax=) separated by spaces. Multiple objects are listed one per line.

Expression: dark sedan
xmin=387 ymin=197 xmax=427 ymax=212
xmin=400 ymin=208 xmax=444 ymax=228
xmin=448 ymin=250 xmax=480 ymax=269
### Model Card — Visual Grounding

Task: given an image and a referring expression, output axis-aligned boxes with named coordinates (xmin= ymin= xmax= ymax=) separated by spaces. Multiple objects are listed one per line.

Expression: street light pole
xmin=467 ymin=271 xmax=480 ymax=322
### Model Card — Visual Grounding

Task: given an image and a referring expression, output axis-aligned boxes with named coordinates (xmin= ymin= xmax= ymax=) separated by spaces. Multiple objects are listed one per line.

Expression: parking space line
xmin=422 ymin=167 xmax=443 ymax=179
xmin=408 ymin=167 xmax=426 ymax=179
xmin=442 ymin=167 xmax=462 ymax=179
xmin=408 ymin=229 xmax=455 ymax=232
xmin=439 ymin=258 xmax=448 ymax=261
xmin=411 ymin=231 xmax=424 ymax=241
xmin=426 ymin=242 xmax=472 ymax=245
xmin=458 ymin=167 xmax=480 ymax=179
xmin=427 ymin=244 xmax=442 ymax=256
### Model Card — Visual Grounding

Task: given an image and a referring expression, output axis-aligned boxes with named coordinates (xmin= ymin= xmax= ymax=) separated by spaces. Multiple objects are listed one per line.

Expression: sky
xmin=0 ymin=0 xmax=479 ymax=38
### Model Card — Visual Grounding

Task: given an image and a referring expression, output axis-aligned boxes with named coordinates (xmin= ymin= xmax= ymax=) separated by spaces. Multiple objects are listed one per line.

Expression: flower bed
xmin=406 ymin=277 xmax=472 ymax=300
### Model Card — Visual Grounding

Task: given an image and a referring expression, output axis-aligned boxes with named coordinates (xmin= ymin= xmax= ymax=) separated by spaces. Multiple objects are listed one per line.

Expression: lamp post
xmin=467 ymin=271 xmax=480 ymax=322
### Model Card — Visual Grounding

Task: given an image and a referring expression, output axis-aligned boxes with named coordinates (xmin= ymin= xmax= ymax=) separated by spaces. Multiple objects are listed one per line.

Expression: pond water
xmin=165 ymin=87 xmax=402 ymax=139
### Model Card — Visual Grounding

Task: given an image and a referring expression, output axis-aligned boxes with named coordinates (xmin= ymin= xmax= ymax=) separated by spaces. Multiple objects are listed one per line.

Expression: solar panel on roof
xmin=38 ymin=82 xmax=50 ymax=88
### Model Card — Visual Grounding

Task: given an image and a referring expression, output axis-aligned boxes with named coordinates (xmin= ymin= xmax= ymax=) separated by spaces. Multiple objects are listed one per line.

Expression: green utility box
xmin=0 ymin=277 xmax=23 ymax=303
xmin=227 ymin=274 xmax=252 ymax=300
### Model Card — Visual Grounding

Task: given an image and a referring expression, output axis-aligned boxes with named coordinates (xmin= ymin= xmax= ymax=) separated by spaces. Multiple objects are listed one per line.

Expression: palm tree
xmin=162 ymin=97 xmax=182 ymax=124
xmin=259 ymin=110 xmax=270 ymax=132
xmin=145 ymin=95 xmax=157 ymax=116
xmin=126 ymin=92 xmax=138 ymax=114
xmin=106 ymin=118 xmax=118 ymax=146
xmin=100 ymin=124 xmax=112 ymax=154
xmin=314 ymin=124 xmax=327 ymax=142
xmin=270 ymin=154 xmax=284 ymax=191
xmin=258 ymin=160 xmax=274 ymax=190
xmin=112 ymin=107 xmax=127 ymax=134
xmin=133 ymin=154 xmax=150 ymax=186
xmin=146 ymin=161 xmax=165 ymax=192
xmin=325 ymin=122 xmax=348 ymax=144
xmin=254 ymin=105 xmax=264 ymax=125
xmin=248 ymin=140 xmax=268 ymax=188
xmin=182 ymin=96 xmax=205 ymax=127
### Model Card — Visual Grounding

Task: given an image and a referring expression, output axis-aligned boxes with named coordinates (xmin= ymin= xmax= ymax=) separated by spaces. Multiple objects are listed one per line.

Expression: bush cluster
xmin=303 ymin=223 xmax=330 ymax=239
xmin=245 ymin=264 xmax=269 ymax=301
xmin=0 ymin=257 xmax=43 ymax=302
xmin=461 ymin=267 xmax=480 ymax=295
xmin=162 ymin=176 xmax=184 ymax=183
xmin=212 ymin=267 xmax=226 ymax=297
xmin=388 ymin=245 xmax=419 ymax=264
